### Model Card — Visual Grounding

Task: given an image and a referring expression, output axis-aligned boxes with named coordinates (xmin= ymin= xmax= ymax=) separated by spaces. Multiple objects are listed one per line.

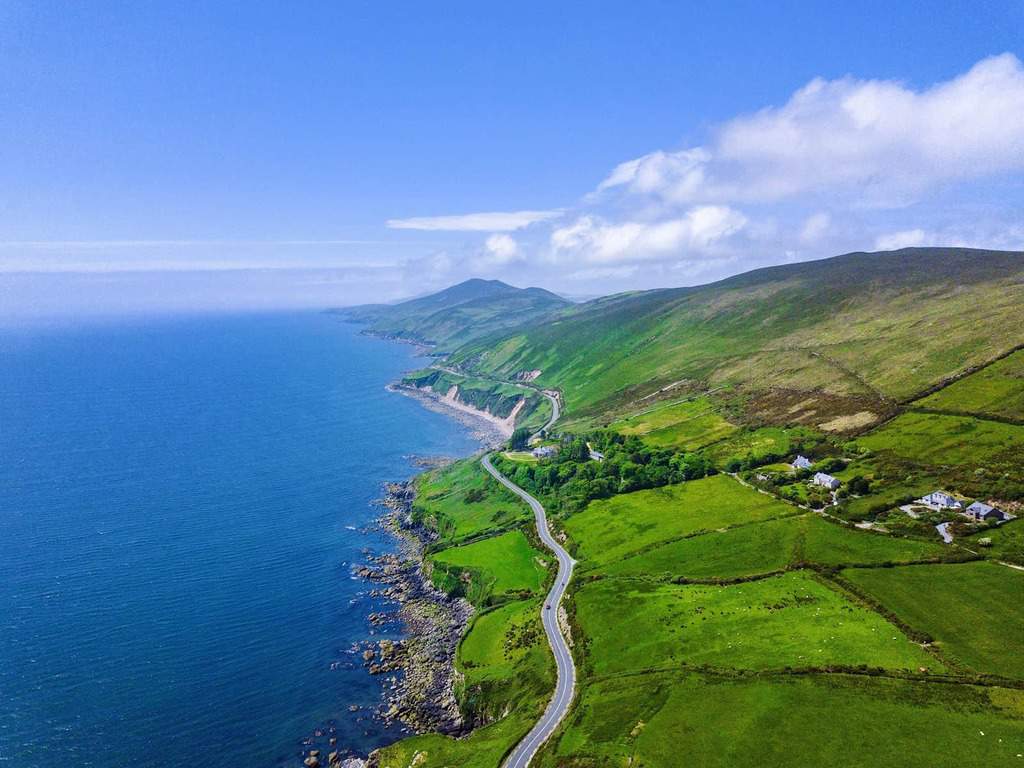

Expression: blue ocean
xmin=0 ymin=312 xmax=479 ymax=767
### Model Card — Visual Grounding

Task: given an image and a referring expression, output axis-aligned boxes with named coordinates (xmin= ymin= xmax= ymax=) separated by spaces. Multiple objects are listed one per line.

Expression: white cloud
xmin=874 ymin=229 xmax=928 ymax=250
xmin=596 ymin=54 xmax=1024 ymax=207
xmin=550 ymin=206 xmax=747 ymax=264
xmin=799 ymin=212 xmax=831 ymax=244
xmin=386 ymin=210 xmax=561 ymax=231
xmin=483 ymin=233 xmax=520 ymax=263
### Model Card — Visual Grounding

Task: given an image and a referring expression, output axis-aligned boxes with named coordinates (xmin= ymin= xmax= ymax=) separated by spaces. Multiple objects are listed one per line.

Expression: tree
xmin=509 ymin=427 xmax=531 ymax=451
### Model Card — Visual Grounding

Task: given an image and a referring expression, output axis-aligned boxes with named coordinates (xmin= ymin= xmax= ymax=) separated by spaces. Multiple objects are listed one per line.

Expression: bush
xmin=509 ymin=427 xmax=531 ymax=451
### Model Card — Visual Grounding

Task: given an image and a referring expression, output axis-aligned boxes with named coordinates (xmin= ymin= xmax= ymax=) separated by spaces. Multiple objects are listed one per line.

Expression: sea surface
xmin=0 ymin=312 xmax=479 ymax=767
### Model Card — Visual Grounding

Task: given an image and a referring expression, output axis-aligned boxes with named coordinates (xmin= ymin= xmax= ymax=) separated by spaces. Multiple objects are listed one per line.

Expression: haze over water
xmin=0 ymin=312 xmax=479 ymax=767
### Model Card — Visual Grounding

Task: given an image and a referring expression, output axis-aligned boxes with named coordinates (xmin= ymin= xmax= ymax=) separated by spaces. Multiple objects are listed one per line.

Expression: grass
xmin=609 ymin=396 xmax=738 ymax=451
xmin=967 ymin=520 xmax=1024 ymax=565
xmin=843 ymin=561 xmax=1024 ymax=678
xmin=413 ymin=458 xmax=530 ymax=544
xmin=372 ymin=713 xmax=535 ymax=768
xmin=564 ymin=475 xmax=797 ymax=569
xmin=915 ymin=348 xmax=1024 ymax=421
xmin=539 ymin=672 xmax=1024 ymax=768
xmin=706 ymin=426 xmax=818 ymax=465
xmin=857 ymin=412 xmax=1024 ymax=472
xmin=458 ymin=598 xmax=555 ymax=721
xmin=429 ymin=530 xmax=550 ymax=604
xmin=603 ymin=514 xmax=949 ymax=579
xmin=451 ymin=249 xmax=1024 ymax=421
xmin=574 ymin=571 xmax=938 ymax=675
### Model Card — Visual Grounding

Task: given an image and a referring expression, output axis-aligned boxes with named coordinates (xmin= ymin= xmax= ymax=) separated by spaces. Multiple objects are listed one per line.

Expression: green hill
xmin=336 ymin=278 xmax=571 ymax=351
xmin=448 ymin=248 xmax=1024 ymax=431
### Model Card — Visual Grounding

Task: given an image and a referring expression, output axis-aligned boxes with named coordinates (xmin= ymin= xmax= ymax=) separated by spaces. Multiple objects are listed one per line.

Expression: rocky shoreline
xmin=321 ymin=477 xmax=474 ymax=768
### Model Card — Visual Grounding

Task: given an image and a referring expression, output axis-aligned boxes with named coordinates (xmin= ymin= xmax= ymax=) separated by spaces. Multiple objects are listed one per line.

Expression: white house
xmin=531 ymin=445 xmax=557 ymax=458
xmin=792 ymin=455 xmax=813 ymax=470
xmin=964 ymin=501 xmax=1010 ymax=523
xmin=811 ymin=472 xmax=840 ymax=490
xmin=920 ymin=491 xmax=962 ymax=509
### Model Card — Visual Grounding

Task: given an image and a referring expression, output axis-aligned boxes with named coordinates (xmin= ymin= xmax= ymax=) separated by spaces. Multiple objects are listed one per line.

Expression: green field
xmin=844 ymin=561 xmax=1024 ymax=678
xmin=458 ymin=598 xmax=555 ymax=720
xmin=565 ymin=475 xmax=797 ymax=569
xmin=706 ymin=426 xmax=818 ymax=466
xmin=915 ymin=349 xmax=1024 ymax=421
xmin=574 ymin=572 xmax=938 ymax=675
xmin=539 ymin=672 xmax=1024 ymax=768
xmin=429 ymin=530 xmax=549 ymax=604
xmin=372 ymin=713 xmax=534 ymax=768
xmin=857 ymin=412 xmax=1024 ymax=471
xmin=966 ymin=520 xmax=1024 ymax=566
xmin=604 ymin=514 xmax=949 ymax=579
xmin=413 ymin=459 xmax=530 ymax=544
xmin=610 ymin=396 xmax=738 ymax=450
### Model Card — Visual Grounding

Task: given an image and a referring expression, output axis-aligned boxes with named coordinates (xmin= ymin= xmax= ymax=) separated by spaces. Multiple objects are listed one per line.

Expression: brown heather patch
xmin=737 ymin=388 xmax=892 ymax=434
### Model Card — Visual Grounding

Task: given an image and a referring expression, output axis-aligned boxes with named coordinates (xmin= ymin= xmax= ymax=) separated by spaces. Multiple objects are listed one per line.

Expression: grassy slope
xmin=609 ymin=396 xmax=738 ymax=450
xmin=915 ymin=348 xmax=1024 ymax=421
xmin=564 ymin=474 xmax=797 ymax=569
xmin=857 ymin=411 xmax=1024 ymax=471
xmin=429 ymin=530 xmax=550 ymax=604
xmin=540 ymin=672 xmax=1024 ymax=768
xmin=843 ymin=561 xmax=1024 ymax=678
xmin=574 ymin=572 xmax=938 ymax=675
xmin=340 ymin=278 xmax=571 ymax=351
xmin=449 ymin=248 xmax=1024 ymax=425
xmin=413 ymin=459 xmax=531 ymax=545
xmin=604 ymin=514 xmax=948 ymax=579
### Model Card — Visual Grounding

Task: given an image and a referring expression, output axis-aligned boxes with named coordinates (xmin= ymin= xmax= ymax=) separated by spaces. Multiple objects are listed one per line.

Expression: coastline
xmin=387 ymin=382 xmax=511 ymax=448
xmin=331 ymin=379 xmax=517 ymax=766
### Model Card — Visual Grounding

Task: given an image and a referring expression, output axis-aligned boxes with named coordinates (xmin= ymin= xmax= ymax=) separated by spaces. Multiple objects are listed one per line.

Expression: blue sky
xmin=2 ymin=1 xmax=1023 ymax=317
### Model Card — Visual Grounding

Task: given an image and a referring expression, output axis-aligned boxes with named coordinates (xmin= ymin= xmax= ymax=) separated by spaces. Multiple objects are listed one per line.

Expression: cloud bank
xmin=390 ymin=54 xmax=1024 ymax=296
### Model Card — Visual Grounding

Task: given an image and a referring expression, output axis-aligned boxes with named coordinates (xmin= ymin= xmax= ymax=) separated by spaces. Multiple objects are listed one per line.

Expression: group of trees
xmin=496 ymin=430 xmax=714 ymax=514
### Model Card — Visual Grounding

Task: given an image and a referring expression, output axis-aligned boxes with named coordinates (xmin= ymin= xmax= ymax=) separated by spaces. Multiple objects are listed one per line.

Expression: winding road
xmin=480 ymin=388 xmax=571 ymax=768
xmin=482 ymin=454 xmax=575 ymax=768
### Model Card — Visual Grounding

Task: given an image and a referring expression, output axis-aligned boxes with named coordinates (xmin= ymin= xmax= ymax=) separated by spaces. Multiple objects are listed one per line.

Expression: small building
xmin=920 ymin=491 xmax=963 ymax=509
xmin=792 ymin=455 xmax=813 ymax=470
xmin=963 ymin=501 xmax=1010 ymax=523
xmin=811 ymin=472 xmax=840 ymax=490
xmin=531 ymin=445 xmax=557 ymax=458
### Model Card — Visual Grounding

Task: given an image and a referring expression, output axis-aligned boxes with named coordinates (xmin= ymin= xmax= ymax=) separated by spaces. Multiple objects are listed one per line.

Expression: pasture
xmin=413 ymin=458 xmax=530 ymax=543
xmin=429 ymin=530 xmax=549 ymax=604
xmin=564 ymin=475 xmax=796 ymax=569
xmin=539 ymin=672 xmax=1024 ymax=768
xmin=610 ymin=396 xmax=738 ymax=451
xmin=574 ymin=571 xmax=938 ymax=675
xmin=603 ymin=514 xmax=948 ymax=579
xmin=914 ymin=349 xmax=1024 ymax=421
xmin=856 ymin=412 xmax=1024 ymax=472
xmin=843 ymin=561 xmax=1024 ymax=678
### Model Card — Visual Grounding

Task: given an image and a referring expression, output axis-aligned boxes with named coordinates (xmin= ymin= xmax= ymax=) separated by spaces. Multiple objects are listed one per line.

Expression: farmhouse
xmin=963 ymin=501 xmax=1010 ymax=523
xmin=920 ymin=491 xmax=963 ymax=509
xmin=531 ymin=445 xmax=557 ymax=458
xmin=811 ymin=472 xmax=840 ymax=490
xmin=792 ymin=455 xmax=813 ymax=470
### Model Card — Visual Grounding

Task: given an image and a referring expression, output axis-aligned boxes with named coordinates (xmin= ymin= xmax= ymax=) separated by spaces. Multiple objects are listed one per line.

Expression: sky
xmin=2 ymin=1 xmax=1024 ymax=319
